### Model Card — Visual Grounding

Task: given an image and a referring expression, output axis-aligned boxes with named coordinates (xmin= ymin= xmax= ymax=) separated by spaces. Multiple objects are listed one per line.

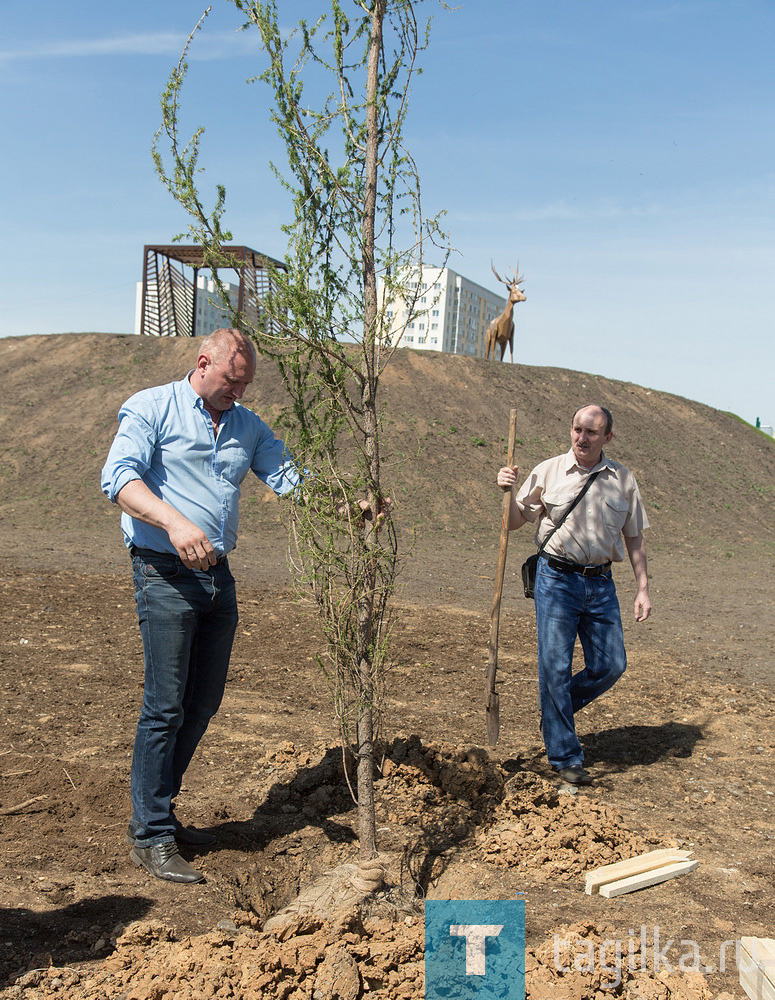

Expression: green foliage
xmin=153 ymin=0 xmax=450 ymax=857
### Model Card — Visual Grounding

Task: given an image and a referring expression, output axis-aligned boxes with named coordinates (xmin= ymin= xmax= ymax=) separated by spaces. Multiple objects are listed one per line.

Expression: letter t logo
xmin=450 ymin=924 xmax=504 ymax=975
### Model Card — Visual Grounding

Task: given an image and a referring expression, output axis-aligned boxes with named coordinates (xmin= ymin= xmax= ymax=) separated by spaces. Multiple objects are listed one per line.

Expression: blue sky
xmin=2 ymin=0 xmax=773 ymax=425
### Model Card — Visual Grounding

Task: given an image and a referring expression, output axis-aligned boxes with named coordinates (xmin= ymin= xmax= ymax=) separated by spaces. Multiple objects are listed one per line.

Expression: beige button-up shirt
xmin=515 ymin=449 xmax=649 ymax=566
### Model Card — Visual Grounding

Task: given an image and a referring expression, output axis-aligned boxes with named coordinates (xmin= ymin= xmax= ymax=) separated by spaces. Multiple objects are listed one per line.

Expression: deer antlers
xmin=491 ymin=261 xmax=524 ymax=289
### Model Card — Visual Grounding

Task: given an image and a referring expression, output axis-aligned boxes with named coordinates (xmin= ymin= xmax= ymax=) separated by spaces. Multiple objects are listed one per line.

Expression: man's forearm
xmin=508 ymin=494 xmax=528 ymax=530
xmin=116 ymin=479 xmax=186 ymax=535
xmin=625 ymin=533 xmax=649 ymax=588
xmin=625 ymin=533 xmax=652 ymax=622
xmin=115 ymin=480 xmax=216 ymax=569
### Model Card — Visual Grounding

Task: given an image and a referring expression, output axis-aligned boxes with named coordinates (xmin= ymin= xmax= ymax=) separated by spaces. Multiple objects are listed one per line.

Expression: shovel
xmin=486 ymin=408 xmax=518 ymax=746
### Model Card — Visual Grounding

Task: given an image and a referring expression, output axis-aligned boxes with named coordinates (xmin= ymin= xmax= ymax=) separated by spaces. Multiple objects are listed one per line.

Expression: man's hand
xmin=167 ymin=519 xmax=218 ymax=570
xmin=336 ymin=497 xmax=392 ymax=531
xmin=634 ymin=588 xmax=652 ymax=623
xmin=116 ymin=480 xmax=217 ymax=570
xmin=359 ymin=497 xmax=392 ymax=531
xmin=497 ymin=465 xmax=519 ymax=490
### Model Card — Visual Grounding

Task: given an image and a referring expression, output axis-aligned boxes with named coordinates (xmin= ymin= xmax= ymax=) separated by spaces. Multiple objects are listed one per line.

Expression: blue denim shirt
xmin=101 ymin=374 xmax=301 ymax=556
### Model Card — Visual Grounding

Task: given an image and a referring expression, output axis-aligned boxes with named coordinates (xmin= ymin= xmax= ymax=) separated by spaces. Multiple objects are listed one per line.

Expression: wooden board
xmin=740 ymin=939 xmax=775 ymax=1000
xmin=585 ymin=849 xmax=693 ymax=895
xmin=742 ymin=938 xmax=775 ymax=968
xmin=739 ymin=963 xmax=775 ymax=1000
xmin=598 ymin=859 xmax=699 ymax=898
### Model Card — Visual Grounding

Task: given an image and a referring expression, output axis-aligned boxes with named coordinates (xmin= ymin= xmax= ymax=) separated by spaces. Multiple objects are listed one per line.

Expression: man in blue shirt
xmin=102 ymin=328 xmax=301 ymax=883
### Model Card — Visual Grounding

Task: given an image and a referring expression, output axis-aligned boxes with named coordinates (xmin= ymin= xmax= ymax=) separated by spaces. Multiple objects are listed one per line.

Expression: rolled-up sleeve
xmin=514 ymin=470 xmax=547 ymax=522
xmin=101 ymin=400 xmax=157 ymax=503
xmin=250 ymin=421 xmax=303 ymax=497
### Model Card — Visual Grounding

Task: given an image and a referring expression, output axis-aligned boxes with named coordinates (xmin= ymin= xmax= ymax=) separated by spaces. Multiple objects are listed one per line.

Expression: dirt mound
xmin=478 ymin=770 xmax=667 ymax=879
xmin=9 ymin=912 xmax=727 ymax=1000
xmin=1 ymin=332 xmax=773 ymax=593
xmin=375 ymin=739 xmax=663 ymax=884
xmin=9 ymin=909 xmax=423 ymax=1000
xmin=528 ymin=921 xmax=721 ymax=1000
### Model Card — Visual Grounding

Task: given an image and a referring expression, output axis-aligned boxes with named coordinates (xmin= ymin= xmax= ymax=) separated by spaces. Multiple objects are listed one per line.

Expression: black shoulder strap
xmin=536 ymin=469 xmax=603 ymax=556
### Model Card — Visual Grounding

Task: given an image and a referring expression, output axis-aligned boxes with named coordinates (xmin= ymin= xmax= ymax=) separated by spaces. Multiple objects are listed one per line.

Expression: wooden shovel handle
xmin=486 ymin=408 xmax=518 ymax=746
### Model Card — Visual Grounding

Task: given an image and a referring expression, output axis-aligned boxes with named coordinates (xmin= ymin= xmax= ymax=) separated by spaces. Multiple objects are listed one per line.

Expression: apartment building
xmin=377 ymin=265 xmax=506 ymax=358
xmin=134 ymin=275 xmax=240 ymax=337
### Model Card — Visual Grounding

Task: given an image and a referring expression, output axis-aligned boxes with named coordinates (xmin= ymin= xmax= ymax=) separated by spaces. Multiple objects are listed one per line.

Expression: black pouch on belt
xmin=521 ymin=553 xmax=538 ymax=598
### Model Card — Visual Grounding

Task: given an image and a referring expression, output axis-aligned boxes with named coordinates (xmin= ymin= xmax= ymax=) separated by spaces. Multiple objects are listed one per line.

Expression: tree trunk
xmin=355 ymin=0 xmax=386 ymax=861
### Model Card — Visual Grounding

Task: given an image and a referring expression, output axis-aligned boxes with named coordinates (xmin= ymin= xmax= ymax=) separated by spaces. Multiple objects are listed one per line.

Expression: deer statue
xmin=485 ymin=263 xmax=526 ymax=361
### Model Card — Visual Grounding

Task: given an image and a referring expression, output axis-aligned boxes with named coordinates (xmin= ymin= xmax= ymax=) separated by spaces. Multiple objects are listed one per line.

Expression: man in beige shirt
xmin=497 ymin=404 xmax=651 ymax=785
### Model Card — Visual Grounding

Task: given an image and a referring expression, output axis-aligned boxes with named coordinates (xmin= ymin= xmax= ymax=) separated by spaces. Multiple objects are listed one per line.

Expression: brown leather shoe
xmin=130 ymin=842 xmax=205 ymax=883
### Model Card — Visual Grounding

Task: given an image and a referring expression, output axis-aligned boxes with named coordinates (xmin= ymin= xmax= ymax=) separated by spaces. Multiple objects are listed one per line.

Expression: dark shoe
xmin=126 ymin=820 xmax=217 ymax=848
xmin=556 ymin=764 xmax=593 ymax=786
xmin=130 ymin=841 xmax=205 ymax=883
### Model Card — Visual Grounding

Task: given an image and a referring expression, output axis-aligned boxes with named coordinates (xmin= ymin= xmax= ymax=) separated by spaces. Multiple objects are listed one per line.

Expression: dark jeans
xmin=129 ymin=550 xmax=238 ymax=847
xmin=534 ymin=557 xmax=626 ymax=770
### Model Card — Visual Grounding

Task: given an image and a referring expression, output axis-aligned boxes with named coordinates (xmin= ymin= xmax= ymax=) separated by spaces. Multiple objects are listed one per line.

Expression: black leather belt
xmin=542 ymin=554 xmax=611 ymax=577
xmin=130 ymin=545 xmax=228 ymax=565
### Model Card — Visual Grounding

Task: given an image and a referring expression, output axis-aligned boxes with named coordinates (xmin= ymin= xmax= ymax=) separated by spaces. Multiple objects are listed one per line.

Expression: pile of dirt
xmin=216 ymin=737 xmax=659 ymax=892
xmin=477 ymin=770 xmax=667 ymax=880
xmin=376 ymin=740 xmax=665 ymax=884
xmin=528 ymin=921 xmax=728 ymax=1000
xmin=9 ymin=909 xmax=424 ymax=1000
xmin=377 ymin=737 xmax=502 ymax=829
xmin=10 ymin=912 xmax=735 ymax=1000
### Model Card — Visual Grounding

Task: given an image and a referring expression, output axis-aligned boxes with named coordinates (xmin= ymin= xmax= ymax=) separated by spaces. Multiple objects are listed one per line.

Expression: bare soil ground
xmin=0 ymin=334 xmax=773 ymax=998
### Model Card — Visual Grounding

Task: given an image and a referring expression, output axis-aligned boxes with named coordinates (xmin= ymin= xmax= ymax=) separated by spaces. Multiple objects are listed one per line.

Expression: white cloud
xmin=0 ymin=29 xmax=256 ymax=63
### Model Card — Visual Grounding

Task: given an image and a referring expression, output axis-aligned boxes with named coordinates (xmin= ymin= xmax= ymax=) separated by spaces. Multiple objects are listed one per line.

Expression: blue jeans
xmin=534 ymin=557 xmax=626 ymax=770
xmin=130 ymin=550 xmax=238 ymax=847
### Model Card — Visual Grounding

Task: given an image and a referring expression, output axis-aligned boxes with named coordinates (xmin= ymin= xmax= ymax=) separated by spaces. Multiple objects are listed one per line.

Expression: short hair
xmin=199 ymin=327 xmax=256 ymax=365
xmin=572 ymin=404 xmax=613 ymax=435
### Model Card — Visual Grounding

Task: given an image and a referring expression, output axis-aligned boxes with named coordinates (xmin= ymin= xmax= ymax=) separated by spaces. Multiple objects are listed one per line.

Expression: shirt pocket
xmin=217 ymin=438 xmax=251 ymax=485
xmin=602 ymin=495 xmax=630 ymax=532
xmin=542 ymin=490 xmax=577 ymax=526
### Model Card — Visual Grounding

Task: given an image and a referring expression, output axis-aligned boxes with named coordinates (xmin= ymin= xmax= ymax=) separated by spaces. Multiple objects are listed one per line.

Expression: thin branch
xmin=0 ymin=795 xmax=47 ymax=815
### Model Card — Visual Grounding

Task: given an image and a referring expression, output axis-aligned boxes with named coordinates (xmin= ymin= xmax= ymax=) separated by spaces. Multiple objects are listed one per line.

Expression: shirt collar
xmin=182 ymin=371 xmax=202 ymax=408
xmin=564 ymin=447 xmax=614 ymax=475
xmin=181 ymin=370 xmax=235 ymax=422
